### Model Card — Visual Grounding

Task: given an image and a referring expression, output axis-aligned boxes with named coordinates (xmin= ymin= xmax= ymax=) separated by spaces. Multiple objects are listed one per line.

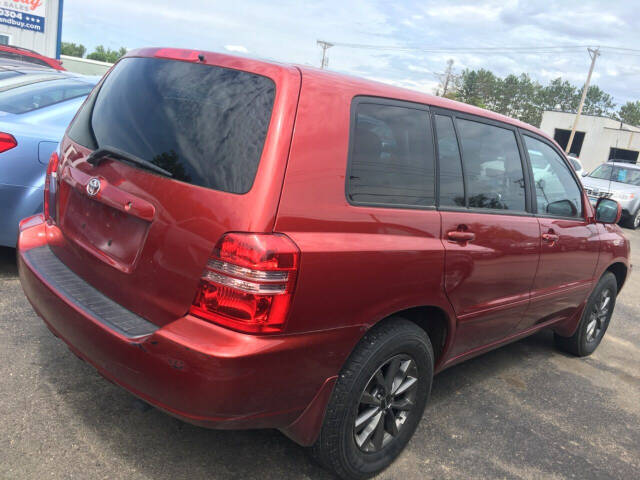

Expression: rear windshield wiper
xmin=86 ymin=145 xmax=173 ymax=178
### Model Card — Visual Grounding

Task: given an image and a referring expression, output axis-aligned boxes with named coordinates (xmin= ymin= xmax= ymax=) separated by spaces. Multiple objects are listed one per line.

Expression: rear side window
xmin=348 ymin=102 xmax=435 ymax=207
xmin=456 ymin=119 xmax=526 ymax=212
xmin=434 ymin=115 xmax=464 ymax=207
xmin=524 ymin=136 xmax=583 ymax=217
xmin=68 ymin=57 xmax=276 ymax=194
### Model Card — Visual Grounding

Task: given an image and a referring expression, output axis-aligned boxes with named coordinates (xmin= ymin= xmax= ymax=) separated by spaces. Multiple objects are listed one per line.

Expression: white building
xmin=0 ymin=0 xmax=63 ymax=59
xmin=540 ymin=111 xmax=640 ymax=173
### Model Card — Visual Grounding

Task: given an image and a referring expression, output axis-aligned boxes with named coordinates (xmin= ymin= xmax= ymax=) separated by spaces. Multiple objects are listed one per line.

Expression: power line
xmin=316 ymin=40 xmax=640 ymax=56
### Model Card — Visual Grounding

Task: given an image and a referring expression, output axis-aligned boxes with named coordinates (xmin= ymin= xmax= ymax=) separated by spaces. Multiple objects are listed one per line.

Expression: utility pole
xmin=317 ymin=40 xmax=333 ymax=69
xmin=442 ymin=59 xmax=454 ymax=96
xmin=566 ymin=47 xmax=600 ymax=154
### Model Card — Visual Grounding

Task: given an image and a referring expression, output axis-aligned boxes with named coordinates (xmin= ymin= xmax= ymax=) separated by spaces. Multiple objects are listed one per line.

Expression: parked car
xmin=16 ymin=48 xmax=630 ymax=480
xmin=582 ymin=161 xmax=640 ymax=229
xmin=0 ymin=64 xmax=96 ymax=246
xmin=0 ymin=45 xmax=65 ymax=70
xmin=567 ymin=153 xmax=584 ymax=177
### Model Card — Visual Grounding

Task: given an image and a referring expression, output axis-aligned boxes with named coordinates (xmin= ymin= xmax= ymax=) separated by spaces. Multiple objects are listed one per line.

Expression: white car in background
xmin=567 ymin=154 xmax=585 ymax=178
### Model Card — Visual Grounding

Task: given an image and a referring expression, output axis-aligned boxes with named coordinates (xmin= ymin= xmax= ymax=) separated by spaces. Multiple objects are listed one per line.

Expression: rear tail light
xmin=43 ymin=152 xmax=59 ymax=221
xmin=190 ymin=233 xmax=300 ymax=334
xmin=0 ymin=132 xmax=17 ymax=153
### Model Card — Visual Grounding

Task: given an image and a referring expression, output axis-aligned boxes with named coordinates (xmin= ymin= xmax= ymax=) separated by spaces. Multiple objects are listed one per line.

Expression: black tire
xmin=624 ymin=209 xmax=640 ymax=230
xmin=554 ymin=272 xmax=617 ymax=356
xmin=310 ymin=318 xmax=433 ymax=480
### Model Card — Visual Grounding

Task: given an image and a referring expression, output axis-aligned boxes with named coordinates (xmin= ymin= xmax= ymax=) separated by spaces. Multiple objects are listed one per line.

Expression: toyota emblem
xmin=86 ymin=177 xmax=101 ymax=197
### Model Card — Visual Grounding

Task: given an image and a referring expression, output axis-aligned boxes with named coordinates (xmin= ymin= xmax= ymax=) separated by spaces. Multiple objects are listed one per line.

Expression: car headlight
xmin=611 ymin=192 xmax=635 ymax=201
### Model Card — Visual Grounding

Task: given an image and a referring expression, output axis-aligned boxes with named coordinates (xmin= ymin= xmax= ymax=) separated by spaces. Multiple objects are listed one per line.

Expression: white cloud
xmin=62 ymin=0 xmax=640 ymax=104
xmin=224 ymin=45 xmax=249 ymax=54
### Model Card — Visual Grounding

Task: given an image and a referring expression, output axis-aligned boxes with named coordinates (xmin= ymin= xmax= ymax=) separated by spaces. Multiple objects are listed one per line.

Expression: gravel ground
xmin=1 ymin=230 xmax=638 ymax=480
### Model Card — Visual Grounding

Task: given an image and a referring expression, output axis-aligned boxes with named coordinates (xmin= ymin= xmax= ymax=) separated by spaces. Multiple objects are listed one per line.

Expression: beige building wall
xmin=540 ymin=111 xmax=640 ymax=173
xmin=60 ymin=55 xmax=112 ymax=76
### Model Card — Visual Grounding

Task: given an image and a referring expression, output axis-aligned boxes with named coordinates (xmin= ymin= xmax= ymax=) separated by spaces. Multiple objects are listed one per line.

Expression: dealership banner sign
xmin=0 ymin=0 xmax=46 ymax=33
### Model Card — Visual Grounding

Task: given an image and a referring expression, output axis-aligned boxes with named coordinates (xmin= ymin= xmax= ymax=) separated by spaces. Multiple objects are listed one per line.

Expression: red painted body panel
xmin=17 ymin=50 xmax=631 ymax=447
xmin=51 ymin=51 xmax=301 ymax=327
xmin=440 ymin=212 xmax=539 ymax=356
xmin=19 ymin=217 xmax=360 ymax=436
xmin=522 ymin=216 xmax=600 ymax=330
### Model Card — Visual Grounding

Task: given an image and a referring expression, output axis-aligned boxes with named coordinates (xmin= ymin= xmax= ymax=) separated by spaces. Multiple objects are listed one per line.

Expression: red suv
xmin=17 ymin=48 xmax=630 ymax=479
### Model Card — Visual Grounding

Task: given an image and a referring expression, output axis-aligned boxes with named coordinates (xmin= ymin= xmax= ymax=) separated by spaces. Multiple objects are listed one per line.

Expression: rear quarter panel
xmin=274 ymin=69 xmax=454 ymax=358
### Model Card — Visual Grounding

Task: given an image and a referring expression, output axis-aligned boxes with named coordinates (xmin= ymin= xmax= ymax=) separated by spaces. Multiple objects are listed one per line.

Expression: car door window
xmin=348 ymin=102 xmax=435 ymax=207
xmin=523 ymin=135 xmax=583 ymax=218
xmin=456 ymin=118 xmax=526 ymax=211
xmin=434 ymin=114 xmax=465 ymax=207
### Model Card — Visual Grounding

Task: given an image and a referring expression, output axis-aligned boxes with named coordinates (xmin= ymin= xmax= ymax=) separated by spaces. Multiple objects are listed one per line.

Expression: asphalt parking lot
xmin=1 ymin=232 xmax=639 ymax=480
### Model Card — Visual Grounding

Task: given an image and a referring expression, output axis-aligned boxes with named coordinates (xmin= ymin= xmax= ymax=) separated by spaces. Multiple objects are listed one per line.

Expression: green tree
xmin=617 ymin=101 xmax=640 ymax=127
xmin=448 ymin=68 xmax=617 ymax=127
xmin=581 ymin=85 xmax=615 ymax=117
xmin=87 ymin=45 xmax=128 ymax=63
xmin=456 ymin=69 xmax=498 ymax=108
xmin=60 ymin=42 xmax=86 ymax=58
xmin=538 ymin=78 xmax=578 ymax=113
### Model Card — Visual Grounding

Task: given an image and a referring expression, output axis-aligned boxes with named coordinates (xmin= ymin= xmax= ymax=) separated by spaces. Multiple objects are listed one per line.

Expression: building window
xmin=554 ymin=128 xmax=585 ymax=157
xmin=0 ymin=34 xmax=10 ymax=46
xmin=609 ymin=147 xmax=639 ymax=164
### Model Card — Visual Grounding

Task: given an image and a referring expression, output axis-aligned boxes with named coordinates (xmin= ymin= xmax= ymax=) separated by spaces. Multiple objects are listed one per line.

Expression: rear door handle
xmin=447 ymin=231 xmax=476 ymax=242
xmin=542 ymin=233 xmax=559 ymax=243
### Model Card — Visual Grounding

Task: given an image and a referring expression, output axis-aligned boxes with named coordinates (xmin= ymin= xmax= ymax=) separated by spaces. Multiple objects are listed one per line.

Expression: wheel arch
xmin=376 ymin=305 xmax=453 ymax=370
xmin=605 ymin=262 xmax=628 ymax=293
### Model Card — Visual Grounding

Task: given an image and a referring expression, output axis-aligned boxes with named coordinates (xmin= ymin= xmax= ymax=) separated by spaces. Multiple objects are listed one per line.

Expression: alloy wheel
xmin=634 ymin=211 xmax=640 ymax=229
xmin=585 ymin=288 xmax=612 ymax=343
xmin=353 ymin=354 xmax=419 ymax=453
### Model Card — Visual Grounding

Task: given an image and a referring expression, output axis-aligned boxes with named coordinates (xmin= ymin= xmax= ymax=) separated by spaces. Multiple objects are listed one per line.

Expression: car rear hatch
xmin=48 ymin=48 xmax=301 ymax=327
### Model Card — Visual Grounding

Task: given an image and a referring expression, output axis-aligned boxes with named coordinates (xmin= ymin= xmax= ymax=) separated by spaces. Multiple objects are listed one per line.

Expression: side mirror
xmin=595 ymin=198 xmax=621 ymax=224
xmin=581 ymin=171 xmax=588 ymax=177
xmin=547 ymin=199 xmax=577 ymax=217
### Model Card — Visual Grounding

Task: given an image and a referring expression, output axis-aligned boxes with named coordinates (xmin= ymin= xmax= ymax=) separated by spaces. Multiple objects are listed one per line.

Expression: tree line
xmin=440 ymin=68 xmax=640 ymax=128
xmin=61 ymin=42 xmax=127 ymax=64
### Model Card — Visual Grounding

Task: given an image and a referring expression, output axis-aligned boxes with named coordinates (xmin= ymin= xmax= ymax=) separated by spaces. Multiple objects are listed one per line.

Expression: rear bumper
xmin=18 ymin=216 xmax=359 ymax=444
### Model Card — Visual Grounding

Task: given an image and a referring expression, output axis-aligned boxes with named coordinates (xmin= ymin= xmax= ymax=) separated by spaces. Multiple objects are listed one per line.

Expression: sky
xmin=61 ymin=0 xmax=640 ymax=106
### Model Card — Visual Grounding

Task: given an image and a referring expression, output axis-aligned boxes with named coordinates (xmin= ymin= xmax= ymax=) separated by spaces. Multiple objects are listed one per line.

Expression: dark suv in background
xmin=17 ymin=48 xmax=630 ymax=479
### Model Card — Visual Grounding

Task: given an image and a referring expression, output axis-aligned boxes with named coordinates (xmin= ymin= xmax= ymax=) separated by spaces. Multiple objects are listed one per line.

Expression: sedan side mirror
xmin=595 ymin=198 xmax=622 ymax=224
xmin=581 ymin=171 xmax=588 ymax=177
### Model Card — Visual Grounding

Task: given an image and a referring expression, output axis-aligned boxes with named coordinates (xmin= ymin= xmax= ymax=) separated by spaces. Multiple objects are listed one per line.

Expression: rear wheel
xmin=311 ymin=319 xmax=433 ymax=480
xmin=554 ymin=272 xmax=617 ymax=356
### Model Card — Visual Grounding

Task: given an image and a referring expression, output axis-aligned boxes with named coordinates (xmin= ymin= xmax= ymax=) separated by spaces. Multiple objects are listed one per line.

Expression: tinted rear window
xmin=68 ymin=57 xmax=276 ymax=194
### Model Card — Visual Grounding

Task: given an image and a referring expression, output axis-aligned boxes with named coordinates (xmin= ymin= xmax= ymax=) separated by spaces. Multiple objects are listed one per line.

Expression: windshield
xmin=589 ymin=164 xmax=640 ymax=186
xmin=68 ymin=57 xmax=276 ymax=194
xmin=0 ymin=78 xmax=93 ymax=114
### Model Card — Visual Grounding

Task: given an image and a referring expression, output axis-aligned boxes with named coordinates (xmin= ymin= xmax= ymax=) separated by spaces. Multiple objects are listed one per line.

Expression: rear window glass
xmin=69 ymin=57 xmax=276 ymax=194
xmin=348 ymin=102 xmax=435 ymax=207
xmin=0 ymin=78 xmax=92 ymax=114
